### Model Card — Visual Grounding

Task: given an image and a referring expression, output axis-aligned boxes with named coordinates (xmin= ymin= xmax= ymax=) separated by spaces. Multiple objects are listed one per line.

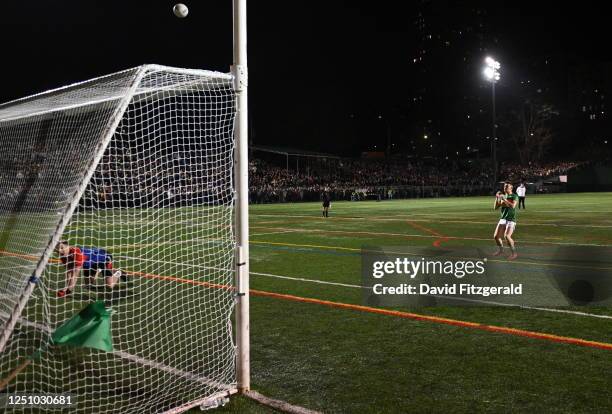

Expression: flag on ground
xmin=0 ymin=301 xmax=113 ymax=390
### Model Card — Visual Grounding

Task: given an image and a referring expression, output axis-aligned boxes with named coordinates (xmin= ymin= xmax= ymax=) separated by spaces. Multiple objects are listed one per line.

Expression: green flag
xmin=51 ymin=301 xmax=113 ymax=353
xmin=1 ymin=301 xmax=113 ymax=390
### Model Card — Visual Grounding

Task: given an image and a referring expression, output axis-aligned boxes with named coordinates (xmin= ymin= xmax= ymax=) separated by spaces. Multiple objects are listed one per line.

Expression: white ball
xmin=173 ymin=3 xmax=189 ymax=18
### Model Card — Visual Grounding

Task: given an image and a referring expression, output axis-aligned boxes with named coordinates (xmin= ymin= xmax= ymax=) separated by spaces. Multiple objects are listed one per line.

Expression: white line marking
xmin=250 ymin=272 xmax=612 ymax=320
xmin=113 ymin=350 xmax=233 ymax=391
xmin=252 ymin=213 xmax=612 ymax=229
xmin=118 ymin=247 xmax=611 ymax=320
xmin=252 ymin=271 xmax=363 ymax=289
xmin=59 ymin=252 xmax=612 ymax=321
xmin=250 ymin=230 xmax=301 ymax=237
xmin=0 ymin=265 xmax=34 ymax=271
xmin=114 ymin=253 xmax=232 ymax=274
xmin=0 ymin=311 xmax=235 ymax=392
xmin=249 ymin=226 xmax=612 ymax=247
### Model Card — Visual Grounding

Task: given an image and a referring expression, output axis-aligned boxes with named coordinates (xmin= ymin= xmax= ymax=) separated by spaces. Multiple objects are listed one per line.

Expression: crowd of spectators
xmin=0 ymin=142 xmax=582 ymax=209
xmin=78 ymin=141 xmax=233 ymax=209
xmin=249 ymin=158 xmax=493 ymax=203
xmin=249 ymin=158 xmax=582 ymax=203
xmin=500 ymin=161 xmax=578 ymax=184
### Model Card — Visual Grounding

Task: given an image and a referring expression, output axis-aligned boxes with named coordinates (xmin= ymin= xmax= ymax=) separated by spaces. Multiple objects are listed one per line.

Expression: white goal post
xmin=0 ymin=1 xmax=249 ymax=412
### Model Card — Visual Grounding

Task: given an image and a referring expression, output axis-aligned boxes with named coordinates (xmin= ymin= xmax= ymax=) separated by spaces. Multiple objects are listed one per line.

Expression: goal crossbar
xmin=0 ymin=65 xmax=233 ymax=124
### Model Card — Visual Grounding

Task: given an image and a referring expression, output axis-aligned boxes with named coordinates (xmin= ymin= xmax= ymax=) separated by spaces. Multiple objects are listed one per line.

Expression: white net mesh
xmin=0 ymin=65 xmax=237 ymax=413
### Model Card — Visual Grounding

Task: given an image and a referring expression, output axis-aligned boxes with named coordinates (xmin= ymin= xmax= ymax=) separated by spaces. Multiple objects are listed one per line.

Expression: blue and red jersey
xmin=60 ymin=246 xmax=111 ymax=270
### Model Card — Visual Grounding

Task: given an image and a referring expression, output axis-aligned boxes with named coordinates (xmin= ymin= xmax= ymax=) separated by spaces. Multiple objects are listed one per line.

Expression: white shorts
xmin=497 ymin=219 xmax=516 ymax=230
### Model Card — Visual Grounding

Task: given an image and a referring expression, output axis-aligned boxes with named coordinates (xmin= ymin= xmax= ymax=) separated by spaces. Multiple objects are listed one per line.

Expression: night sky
xmin=1 ymin=1 xmax=609 ymax=157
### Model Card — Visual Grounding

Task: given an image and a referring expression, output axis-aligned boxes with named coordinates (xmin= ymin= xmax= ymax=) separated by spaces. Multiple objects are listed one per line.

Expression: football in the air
xmin=173 ymin=3 xmax=189 ymax=18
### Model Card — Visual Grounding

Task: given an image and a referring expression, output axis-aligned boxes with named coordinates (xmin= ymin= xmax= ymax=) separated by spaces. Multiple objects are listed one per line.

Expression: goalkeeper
xmin=55 ymin=241 xmax=124 ymax=297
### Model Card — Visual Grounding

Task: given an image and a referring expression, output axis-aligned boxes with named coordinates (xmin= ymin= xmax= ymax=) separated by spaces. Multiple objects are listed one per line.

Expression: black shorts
xmin=322 ymin=201 xmax=330 ymax=208
xmin=83 ymin=255 xmax=113 ymax=278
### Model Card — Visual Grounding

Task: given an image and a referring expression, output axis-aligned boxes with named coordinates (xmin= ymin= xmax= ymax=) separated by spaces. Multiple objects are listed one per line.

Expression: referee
xmin=517 ymin=182 xmax=526 ymax=209
xmin=322 ymin=191 xmax=331 ymax=218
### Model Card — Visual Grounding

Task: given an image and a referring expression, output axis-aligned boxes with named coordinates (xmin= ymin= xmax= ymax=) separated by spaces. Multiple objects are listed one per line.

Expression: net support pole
xmin=232 ymin=0 xmax=250 ymax=393
xmin=0 ymin=67 xmax=148 ymax=354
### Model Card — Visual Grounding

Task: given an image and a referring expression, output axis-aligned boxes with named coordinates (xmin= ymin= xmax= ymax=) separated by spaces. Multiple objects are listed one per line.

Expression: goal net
xmin=0 ymin=65 xmax=238 ymax=413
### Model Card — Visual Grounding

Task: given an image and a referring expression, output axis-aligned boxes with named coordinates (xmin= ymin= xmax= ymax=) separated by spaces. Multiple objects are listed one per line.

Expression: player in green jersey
xmin=493 ymin=182 xmax=519 ymax=260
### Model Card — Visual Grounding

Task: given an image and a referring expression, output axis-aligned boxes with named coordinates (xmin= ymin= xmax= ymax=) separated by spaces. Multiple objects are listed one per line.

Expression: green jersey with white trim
xmin=500 ymin=193 xmax=518 ymax=221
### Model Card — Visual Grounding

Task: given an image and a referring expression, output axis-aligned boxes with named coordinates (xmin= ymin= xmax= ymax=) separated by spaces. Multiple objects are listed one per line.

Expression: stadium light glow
xmin=484 ymin=57 xmax=501 ymax=82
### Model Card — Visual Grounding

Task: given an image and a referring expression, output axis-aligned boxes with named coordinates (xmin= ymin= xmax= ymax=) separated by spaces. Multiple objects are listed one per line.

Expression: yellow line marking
xmin=250 ymin=240 xmax=612 ymax=271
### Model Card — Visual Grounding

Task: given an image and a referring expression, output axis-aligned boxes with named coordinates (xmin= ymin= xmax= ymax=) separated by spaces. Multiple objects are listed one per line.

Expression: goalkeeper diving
xmin=55 ymin=241 xmax=125 ymax=297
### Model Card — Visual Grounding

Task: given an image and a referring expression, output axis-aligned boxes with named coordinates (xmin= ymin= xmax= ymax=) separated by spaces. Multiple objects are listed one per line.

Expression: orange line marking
xmin=3 ymin=249 xmax=611 ymax=351
xmin=126 ymin=269 xmax=232 ymax=291
xmin=0 ymin=249 xmax=60 ymax=264
xmin=406 ymin=221 xmax=450 ymax=247
xmin=248 ymin=289 xmax=612 ymax=351
xmin=127 ymin=268 xmax=612 ymax=352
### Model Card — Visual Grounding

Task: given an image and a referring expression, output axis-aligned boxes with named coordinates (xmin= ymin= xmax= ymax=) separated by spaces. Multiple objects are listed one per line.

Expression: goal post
xmin=233 ymin=0 xmax=250 ymax=394
xmin=0 ymin=61 xmax=247 ymax=412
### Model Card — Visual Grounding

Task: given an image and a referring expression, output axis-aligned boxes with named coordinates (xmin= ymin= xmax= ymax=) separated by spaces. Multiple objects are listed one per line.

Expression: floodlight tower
xmin=483 ymin=56 xmax=501 ymax=185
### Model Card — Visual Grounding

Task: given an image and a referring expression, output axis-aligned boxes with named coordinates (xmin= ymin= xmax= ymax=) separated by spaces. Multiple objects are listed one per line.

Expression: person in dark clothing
xmin=322 ymin=192 xmax=331 ymax=218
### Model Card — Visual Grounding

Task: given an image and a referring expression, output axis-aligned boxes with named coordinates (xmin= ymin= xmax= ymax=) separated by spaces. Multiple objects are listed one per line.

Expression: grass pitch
xmin=4 ymin=193 xmax=612 ymax=413
xmin=235 ymin=192 xmax=612 ymax=413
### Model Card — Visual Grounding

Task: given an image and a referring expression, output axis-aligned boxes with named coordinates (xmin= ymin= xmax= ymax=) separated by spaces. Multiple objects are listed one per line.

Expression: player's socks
xmin=492 ymin=249 xmax=503 ymax=256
